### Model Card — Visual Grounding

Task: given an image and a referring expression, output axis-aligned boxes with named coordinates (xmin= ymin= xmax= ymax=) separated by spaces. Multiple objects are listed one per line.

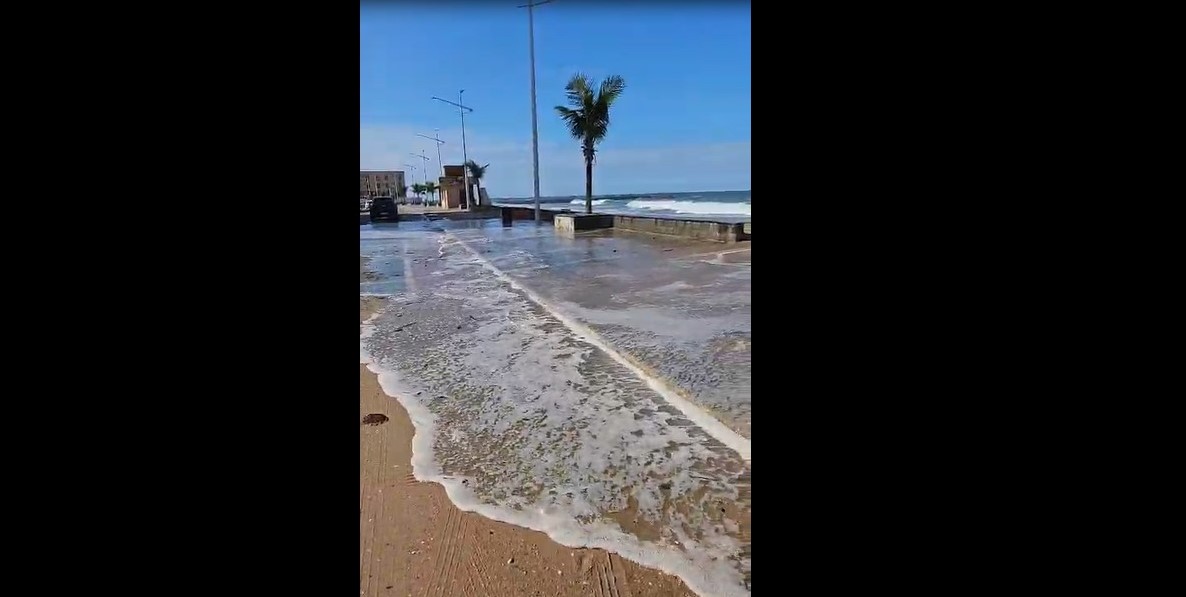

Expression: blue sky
xmin=360 ymin=1 xmax=751 ymax=198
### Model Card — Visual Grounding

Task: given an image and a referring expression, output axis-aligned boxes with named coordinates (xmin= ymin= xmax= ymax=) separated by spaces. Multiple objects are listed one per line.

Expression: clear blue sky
xmin=360 ymin=1 xmax=751 ymax=197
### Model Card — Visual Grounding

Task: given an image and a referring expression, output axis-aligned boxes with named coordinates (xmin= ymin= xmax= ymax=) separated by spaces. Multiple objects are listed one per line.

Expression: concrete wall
xmin=500 ymin=206 xmax=570 ymax=223
xmin=554 ymin=214 xmax=615 ymax=236
xmin=614 ymin=215 xmax=747 ymax=243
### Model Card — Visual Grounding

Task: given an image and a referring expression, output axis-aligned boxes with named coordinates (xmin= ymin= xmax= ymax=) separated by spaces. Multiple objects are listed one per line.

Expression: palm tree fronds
xmin=554 ymin=106 xmax=587 ymax=140
xmin=564 ymin=73 xmax=593 ymax=107
xmin=555 ymin=72 xmax=626 ymax=214
xmin=464 ymin=160 xmax=489 ymax=180
xmin=597 ymin=75 xmax=626 ymax=108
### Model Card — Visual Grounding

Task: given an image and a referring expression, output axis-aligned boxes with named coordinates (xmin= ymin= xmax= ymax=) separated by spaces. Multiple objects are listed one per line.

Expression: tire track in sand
xmin=595 ymin=552 xmax=631 ymax=597
xmin=423 ymin=502 xmax=466 ymax=596
xmin=359 ymin=411 xmax=391 ymax=597
xmin=441 ymin=515 xmax=469 ymax=596
xmin=465 ymin=523 xmax=494 ymax=597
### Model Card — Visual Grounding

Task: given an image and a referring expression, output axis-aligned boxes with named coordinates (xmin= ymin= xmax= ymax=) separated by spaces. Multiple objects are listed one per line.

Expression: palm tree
xmin=554 ymin=73 xmax=626 ymax=214
xmin=424 ymin=181 xmax=439 ymax=205
xmin=465 ymin=160 xmax=489 ymax=207
xmin=411 ymin=183 xmax=425 ymax=203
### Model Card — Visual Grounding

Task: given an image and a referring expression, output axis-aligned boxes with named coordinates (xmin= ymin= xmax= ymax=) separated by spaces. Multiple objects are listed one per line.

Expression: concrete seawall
xmin=549 ymin=212 xmax=750 ymax=242
xmin=499 ymin=206 xmax=570 ymax=223
xmin=494 ymin=208 xmax=751 ymax=243
xmin=613 ymin=215 xmax=748 ymax=243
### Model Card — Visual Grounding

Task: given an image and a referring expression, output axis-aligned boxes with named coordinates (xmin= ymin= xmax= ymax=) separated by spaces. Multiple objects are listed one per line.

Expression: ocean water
xmin=492 ymin=190 xmax=751 ymax=222
xmin=360 ymin=219 xmax=751 ymax=597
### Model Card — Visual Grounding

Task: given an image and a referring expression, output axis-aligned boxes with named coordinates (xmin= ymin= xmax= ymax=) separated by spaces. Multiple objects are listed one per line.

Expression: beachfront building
xmin=360 ymin=170 xmax=405 ymax=199
xmin=438 ymin=177 xmax=464 ymax=209
xmin=437 ymin=164 xmax=471 ymax=209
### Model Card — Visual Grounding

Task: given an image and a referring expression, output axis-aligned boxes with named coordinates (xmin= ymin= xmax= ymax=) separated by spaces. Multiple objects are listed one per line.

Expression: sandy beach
xmin=361 ymin=291 xmax=695 ymax=596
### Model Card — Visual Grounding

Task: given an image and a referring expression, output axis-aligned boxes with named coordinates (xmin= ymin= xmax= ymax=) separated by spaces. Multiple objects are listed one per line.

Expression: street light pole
xmin=409 ymin=153 xmax=429 ymax=185
xmin=417 ymin=131 xmax=446 ymax=178
xmin=519 ymin=0 xmax=553 ymax=223
xmin=432 ymin=92 xmax=474 ymax=209
xmin=459 ymin=90 xmax=471 ymax=208
xmin=403 ymin=164 xmax=418 ymax=203
xmin=410 ymin=152 xmax=431 ymax=204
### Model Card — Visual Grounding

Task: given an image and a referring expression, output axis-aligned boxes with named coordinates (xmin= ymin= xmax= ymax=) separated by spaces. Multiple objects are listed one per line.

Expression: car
xmin=369 ymin=196 xmax=399 ymax=222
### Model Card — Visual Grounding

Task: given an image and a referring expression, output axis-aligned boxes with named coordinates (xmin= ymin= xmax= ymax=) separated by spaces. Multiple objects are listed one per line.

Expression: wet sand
xmin=360 ymin=298 xmax=695 ymax=597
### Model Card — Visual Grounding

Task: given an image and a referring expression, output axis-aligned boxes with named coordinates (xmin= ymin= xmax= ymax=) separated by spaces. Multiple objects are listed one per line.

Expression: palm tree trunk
xmin=584 ymin=156 xmax=593 ymax=214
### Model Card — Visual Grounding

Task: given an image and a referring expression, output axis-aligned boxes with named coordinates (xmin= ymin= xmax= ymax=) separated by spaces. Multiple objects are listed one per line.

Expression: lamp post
xmin=403 ymin=163 xmax=418 ymax=203
xmin=518 ymin=0 xmax=554 ymax=223
xmin=410 ymin=152 xmax=431 ymax=204
xmin=432 ymin=92 xmax=474 ymax=209
xmin=417 ymin=130 xmax=446 ymax=178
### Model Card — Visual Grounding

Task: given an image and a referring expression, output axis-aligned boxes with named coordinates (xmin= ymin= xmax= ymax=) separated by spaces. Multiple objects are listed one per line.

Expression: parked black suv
xmin=369 ymin=196 xmax=399 ymax=222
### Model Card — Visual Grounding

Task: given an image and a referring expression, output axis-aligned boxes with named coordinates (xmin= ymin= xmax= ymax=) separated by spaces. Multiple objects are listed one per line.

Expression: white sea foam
xmin=569 ymin=198 xmax=609 ymax=205
xmin=361 ymin=323 xmax=749 ymax=597
xmin=360 ymin=230 xmax=751 ymax=597
xmin=626 ymin=199 xmax=751 ymax=217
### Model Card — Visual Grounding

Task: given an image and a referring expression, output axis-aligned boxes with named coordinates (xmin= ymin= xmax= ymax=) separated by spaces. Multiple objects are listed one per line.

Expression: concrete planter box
xmin=554 ymin=213 xmax=614 ymax=236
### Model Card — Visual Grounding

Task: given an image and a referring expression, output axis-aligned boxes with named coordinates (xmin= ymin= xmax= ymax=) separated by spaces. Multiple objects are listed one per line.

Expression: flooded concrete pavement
xmin=440 ymin=220 xmax=752 ymax=439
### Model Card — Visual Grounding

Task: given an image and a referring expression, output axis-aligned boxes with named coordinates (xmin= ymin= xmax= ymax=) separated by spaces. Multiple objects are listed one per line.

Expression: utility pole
xmin=417 ymin=130 xmax=446 ymax=178
xmin=432 ymin=92 xmax=474 ymax=209
xmin=518 ymin=0 xmax=553 ymax=223
xmin=403 ymin=163 xmax=418 ymax=202
xmin=410 ymin=152 xmax=431 ymax=204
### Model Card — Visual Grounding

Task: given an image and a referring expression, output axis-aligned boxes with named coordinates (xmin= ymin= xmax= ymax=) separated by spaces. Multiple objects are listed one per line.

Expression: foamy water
xmin=626 ymin=199 xmax=751 ymax=217
xmin=499 ymin=190 xmax=752 ymax=222
xmin=360 ymin=222 xmax=751 ymax=596
xmin=565 ymin=197 xmax=750 ymax=217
